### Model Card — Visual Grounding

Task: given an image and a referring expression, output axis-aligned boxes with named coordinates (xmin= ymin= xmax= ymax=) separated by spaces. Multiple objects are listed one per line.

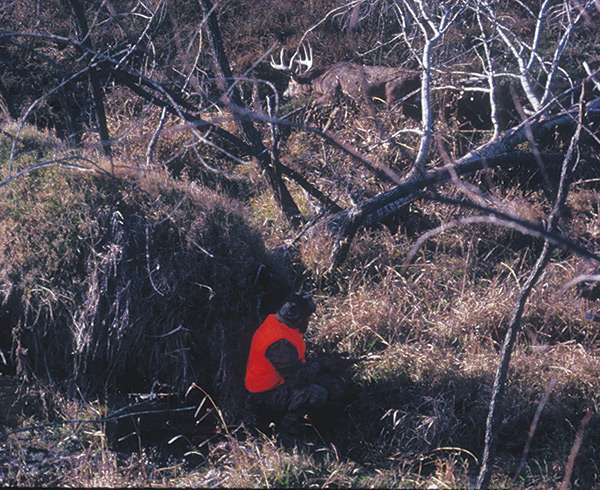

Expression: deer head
xmin=270 ymin=42 xmax=314 ymax=98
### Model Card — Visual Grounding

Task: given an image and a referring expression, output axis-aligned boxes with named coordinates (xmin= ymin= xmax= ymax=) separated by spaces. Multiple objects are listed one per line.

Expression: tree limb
xmin=476 ymin=85 xmax=585 ymax=489
xmin=324 ymin=91 xmax=600 ymax=266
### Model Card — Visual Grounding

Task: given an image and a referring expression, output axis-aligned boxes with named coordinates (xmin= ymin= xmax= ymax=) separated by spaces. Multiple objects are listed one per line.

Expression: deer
xmin=270 ymin=42 xmax=421 ymax=120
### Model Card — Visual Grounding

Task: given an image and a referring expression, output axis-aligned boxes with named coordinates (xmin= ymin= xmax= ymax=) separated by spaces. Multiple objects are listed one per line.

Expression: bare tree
xmin=317 ymin=0 xmax=600 ymax=265
xmin=476 ymin=86 xmax=585 ymax=489
xmin=1 ymin=0 xmax=598 ymax=259
xmin=199 ymin=0 xmax=302 ymax=226
xmin=396 ymin=0 xmax=466 ymax=176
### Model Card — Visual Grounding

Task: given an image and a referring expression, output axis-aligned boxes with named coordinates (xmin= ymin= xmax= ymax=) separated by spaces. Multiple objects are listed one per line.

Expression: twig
xmin=558 ymin=274 xmax=600 ymax=297
xmin=515 ymin=376 xmax=558 ymax=479
xmin=146 ymin=106 xmax=168 ymax=167
xmin=400 ymin=1 xmax=463 ymax=176
xmin=475 ymin=6 xmax=500 ymax=140
xmin=403 ymin=190 xmax=600 ymax=265
xmin=559 ymin=405 xmax=595 ymax=490
xmin=0 ymin=157 xmax=98 ymax=188
xmin=186 ymin=382 xmax=230 ymax=436
xmin=145 ymin=226 xmax=167 ymax=296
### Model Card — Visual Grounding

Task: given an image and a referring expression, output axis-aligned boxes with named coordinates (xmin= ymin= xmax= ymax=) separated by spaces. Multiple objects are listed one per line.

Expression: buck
xmin=270 ymin=42 xmax=421 ymax=118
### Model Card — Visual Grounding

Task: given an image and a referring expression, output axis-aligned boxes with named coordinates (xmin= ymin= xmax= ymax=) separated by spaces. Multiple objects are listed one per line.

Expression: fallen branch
xmin=0 ymin=406 xmax=196 ymax=440
xmin=325 ymin=93 xmax=600 ymax=267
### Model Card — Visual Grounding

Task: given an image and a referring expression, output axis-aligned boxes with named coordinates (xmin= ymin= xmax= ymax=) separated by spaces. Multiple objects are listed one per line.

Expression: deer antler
xmin=270 ymin=41 xmax=313 ymax=77
xmin=270 ymin=47 xmax=292 ymax=72
xmin=293 ymin=41 xmax=313 ymax=75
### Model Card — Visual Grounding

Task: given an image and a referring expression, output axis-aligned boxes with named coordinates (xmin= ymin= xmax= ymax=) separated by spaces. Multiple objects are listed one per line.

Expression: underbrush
xmin=2 ymin=333 xmax=597 ymax=488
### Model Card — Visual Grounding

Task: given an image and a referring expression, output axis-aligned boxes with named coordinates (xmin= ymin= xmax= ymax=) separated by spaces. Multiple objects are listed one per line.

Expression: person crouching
xmin=245 ymin=292 xmax=347 ymax=435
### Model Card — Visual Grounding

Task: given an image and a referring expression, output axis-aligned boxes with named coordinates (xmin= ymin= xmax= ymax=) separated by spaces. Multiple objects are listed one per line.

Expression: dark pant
xmin=250 ymin=382 xmax=327 ymax=415
xmin=248 ymin=363 xmax=354 ymax=434
xmin=249 ymin=373 xmax=350 ymax=415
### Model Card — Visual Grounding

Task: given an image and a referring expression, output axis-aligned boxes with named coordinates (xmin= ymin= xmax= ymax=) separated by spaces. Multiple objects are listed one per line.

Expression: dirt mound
xmin=0 ymin=167 xmax=292 ymax=397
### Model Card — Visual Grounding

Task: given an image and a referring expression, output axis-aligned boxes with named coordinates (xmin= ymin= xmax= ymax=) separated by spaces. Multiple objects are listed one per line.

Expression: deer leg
xmin=385 ymin=83 xmax=395 ymax=106
xmin=323 ymin=106 xmax=340 ymax=132
xmin=357 ymin=80 xmax=387 ymax=139
xmin=366 ymin=93 xmax=391 ymax=142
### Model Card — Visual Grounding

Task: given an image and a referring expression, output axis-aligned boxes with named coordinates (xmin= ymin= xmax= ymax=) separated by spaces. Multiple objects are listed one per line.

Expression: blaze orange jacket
xmin=245 ymin=314 xmax=306 ymax=393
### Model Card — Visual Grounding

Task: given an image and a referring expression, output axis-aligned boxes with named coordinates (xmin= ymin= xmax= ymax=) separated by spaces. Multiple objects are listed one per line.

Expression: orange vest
xmin=245 ymin=314 xmax=306 ymax=393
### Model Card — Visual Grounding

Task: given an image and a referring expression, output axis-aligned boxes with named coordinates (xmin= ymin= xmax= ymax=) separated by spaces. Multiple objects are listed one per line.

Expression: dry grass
xmin=1 ymin=0 xmax=599 ymax=486
xmin=2 ymin=66 xmax=600 ymax=489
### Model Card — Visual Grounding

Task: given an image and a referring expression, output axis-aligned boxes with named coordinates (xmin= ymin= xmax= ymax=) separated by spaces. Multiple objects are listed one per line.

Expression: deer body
xmin=272 ymin=44 xmax=420 ymax=117
xmin=294 ymin=63 xmax=419 ymax=106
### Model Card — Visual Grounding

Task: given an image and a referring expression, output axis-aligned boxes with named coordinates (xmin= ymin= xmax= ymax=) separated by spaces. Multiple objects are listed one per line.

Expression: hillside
xmin=1 ymin=0 xmax=600 ymax=487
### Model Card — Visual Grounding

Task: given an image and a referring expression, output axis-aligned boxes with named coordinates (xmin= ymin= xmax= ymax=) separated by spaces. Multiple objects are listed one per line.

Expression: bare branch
xmin=540 ymin=1 xmax=577 ymax=106
xmin=476 ymin=82 xmax=586 ymax=490
xmin=481 ymin=3 xmax=542 ymax=112
xmin=400 ymin=1 xmax=464 ymax=176
xmin=475 ymin=6 xmax=501 ymax=140
xmin=5 ymin=65 xmax=90 ymax=179
xmin=0 ymin=157 xmax=99 ymax=189
xmin=526 ymin=0 xmax=551 ymax=73
xmin=199 ymin=0 xmax=302 ymax=225
xmin=146 ymin=106 xmax=168 ymax=167
xmin=558 ymin=274 xmax=600 ymax=297
xmin=401 ymin=191 xmax=600 ymax=266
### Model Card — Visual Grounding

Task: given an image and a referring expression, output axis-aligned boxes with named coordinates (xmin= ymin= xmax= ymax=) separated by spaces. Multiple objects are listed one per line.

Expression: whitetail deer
xmin=270 ymin=42 xmax=421 ymax=118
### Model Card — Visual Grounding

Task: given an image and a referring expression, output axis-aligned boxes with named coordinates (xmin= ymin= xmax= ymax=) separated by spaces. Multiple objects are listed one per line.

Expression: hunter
xmin=245 ymin=292 xmax=352 ymax=434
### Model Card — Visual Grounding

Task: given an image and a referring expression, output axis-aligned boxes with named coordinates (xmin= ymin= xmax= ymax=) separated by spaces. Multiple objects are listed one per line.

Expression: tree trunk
xmin=57 ymin=80 xmax=83 ymax=146
xmin=199 ymin=0 xmax=302 ymax=226
xmin=63 ymin=0 xmax=112 ymax=157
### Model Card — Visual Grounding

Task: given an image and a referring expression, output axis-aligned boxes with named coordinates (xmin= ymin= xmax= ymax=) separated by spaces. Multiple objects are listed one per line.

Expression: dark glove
xmin=319 ymin=355 xmax=358 ymax=374
xmin=293 ymin=360 xmax=321 ymax=386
